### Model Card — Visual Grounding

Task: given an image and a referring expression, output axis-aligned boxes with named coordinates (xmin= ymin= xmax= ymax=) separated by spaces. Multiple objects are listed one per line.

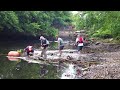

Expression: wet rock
xmin=39 ymin=65 xmax=48 ymax=77
xmin=80 ymin=60 xmax=120 ymax=79
xmin=16 ymin=64 xmax=21 ymax=70
xmin=67 ymin=55 xmax=73 ymax=60
xmin=95 ymin=42 xmax=100 ymax=45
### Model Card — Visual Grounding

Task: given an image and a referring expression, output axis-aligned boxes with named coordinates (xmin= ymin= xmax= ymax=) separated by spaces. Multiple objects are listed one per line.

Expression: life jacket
xmin=78 ymin=37 xmax=83 ymax=43
xmin=28 ymin=46 xmax=33 ymax=51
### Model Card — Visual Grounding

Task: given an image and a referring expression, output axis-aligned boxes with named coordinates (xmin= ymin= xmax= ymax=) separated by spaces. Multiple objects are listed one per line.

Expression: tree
xmin=72 ymin=11 xmax=120 ymax=40
xmin=0 ymin=11 xmax=72 ymax=38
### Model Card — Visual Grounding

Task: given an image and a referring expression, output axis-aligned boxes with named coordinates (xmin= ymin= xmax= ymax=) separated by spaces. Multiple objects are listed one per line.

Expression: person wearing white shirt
xmin=56 ymin=35 xmax=64 ymax=57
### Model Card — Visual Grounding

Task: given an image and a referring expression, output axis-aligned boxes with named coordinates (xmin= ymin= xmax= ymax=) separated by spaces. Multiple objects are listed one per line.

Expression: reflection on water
xmin=7 ymin=57 xmax=20 ymax=61
xmin=0 ymin=40 xmax=59 ymax=79
xmin=61 ymin=64 xmax=76 ymax=79
xmin=0 ymin=40 xmax=77 ymax=79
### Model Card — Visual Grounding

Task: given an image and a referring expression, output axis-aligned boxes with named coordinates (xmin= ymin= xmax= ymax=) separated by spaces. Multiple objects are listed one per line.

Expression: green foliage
xmin=72 ymin=11 xmax=120 ymax=40
xmin=17 ymin=49 xmax=24 ymax=54
xmin=0 ymin=11 xmax=21 ymax=32
xmin=0 ymin=11 xmax=72 ymax=38
xmin=2 ymin=11 xmax=120 ymax=41
xmin=25 ymin=23 xmax=41 ymax=36
xmin=93 ymin=29 xmax=112 ymax=38
xmin=45 ymin=27 xmax=58 ymax=37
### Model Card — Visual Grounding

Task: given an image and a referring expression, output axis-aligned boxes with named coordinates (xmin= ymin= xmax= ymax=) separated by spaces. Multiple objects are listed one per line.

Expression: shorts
xmin=59 ymin=45 xmax=64 ymax=50
xmin=78 ymin=46 xmax=83 ymax=51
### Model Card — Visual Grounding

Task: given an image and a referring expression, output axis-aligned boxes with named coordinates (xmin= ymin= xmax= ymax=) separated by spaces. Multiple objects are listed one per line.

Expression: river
xmin=0 ymin=40 xmax=61 ymax=79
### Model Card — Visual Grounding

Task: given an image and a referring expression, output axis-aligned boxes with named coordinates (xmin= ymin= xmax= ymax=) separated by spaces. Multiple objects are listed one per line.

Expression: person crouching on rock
xmin=24 ymin=45 xmax=34 ymax=57
xmin=39 ymin=36 xmax=49 ymax=59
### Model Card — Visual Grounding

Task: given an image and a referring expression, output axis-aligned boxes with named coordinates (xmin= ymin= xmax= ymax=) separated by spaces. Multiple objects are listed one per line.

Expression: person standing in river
xmin=39 ymin=36 xmax=49 ymax=59
xmin=56 ymin=35 xmax=64 ymax=57
xmin=75 ymin=34 xmax=84 ymax=54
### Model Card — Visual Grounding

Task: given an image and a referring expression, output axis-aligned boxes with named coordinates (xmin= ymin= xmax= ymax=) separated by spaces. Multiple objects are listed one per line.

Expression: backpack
xmin=46 ymin=39 xmax=49 ymax=45
xmin=79 ymin=37 xmax=83 ymax=43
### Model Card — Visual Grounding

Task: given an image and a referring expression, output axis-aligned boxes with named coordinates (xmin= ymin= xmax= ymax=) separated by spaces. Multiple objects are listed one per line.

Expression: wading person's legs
xmin=44 ymin=48 xmax=47 ymax=59
xmin=41 ymin=48 xmax=44 ymax=57
xmin=59 ymin=46 xmax=64 ymax=57
xmin=78 ymin=46 xmax=83 ymax=54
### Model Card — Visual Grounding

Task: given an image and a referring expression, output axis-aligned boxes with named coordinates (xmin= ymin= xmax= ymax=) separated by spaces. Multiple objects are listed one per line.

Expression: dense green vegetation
xmin=72 ymin=11 xmax=120 ymax=41
xmin=1 ymin=11 xmax=120 ymax=41
xmin=0 ymin=11 xmax=72 ymax=39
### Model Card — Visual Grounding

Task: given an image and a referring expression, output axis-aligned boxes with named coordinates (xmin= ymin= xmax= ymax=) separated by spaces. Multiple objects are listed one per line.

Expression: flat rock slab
xmin=7 ymin=49 xmax=102 ymax=66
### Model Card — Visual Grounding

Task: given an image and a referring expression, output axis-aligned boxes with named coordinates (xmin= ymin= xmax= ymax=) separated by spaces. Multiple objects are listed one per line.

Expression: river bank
xmin=13 ymin=40 xmax=120 ymax=79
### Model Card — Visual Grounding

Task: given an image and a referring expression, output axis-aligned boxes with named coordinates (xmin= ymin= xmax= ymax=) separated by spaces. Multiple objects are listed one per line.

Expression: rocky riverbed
xmin=18 ymin=42 xmax=120 ymax=79
xmin=72 ymin=43 xmax=120 ymax=79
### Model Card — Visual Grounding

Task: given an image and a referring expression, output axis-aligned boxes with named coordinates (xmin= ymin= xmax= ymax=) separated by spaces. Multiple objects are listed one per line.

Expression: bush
xmin=92 ymin=29 xmax=112 ymax=39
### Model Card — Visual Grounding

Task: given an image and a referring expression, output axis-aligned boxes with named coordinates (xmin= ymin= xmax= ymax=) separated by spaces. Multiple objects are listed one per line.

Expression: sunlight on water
xmin=61 ymin=64 xmax=76 ymax=79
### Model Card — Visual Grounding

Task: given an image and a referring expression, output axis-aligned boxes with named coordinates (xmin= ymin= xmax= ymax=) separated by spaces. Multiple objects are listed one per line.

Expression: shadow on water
xmin=0 ymin=40 xmax=60 ymax=79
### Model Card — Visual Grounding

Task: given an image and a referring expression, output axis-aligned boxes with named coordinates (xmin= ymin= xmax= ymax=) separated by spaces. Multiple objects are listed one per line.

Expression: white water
xmin=61 ymin=64 xmax=76 ymax=79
